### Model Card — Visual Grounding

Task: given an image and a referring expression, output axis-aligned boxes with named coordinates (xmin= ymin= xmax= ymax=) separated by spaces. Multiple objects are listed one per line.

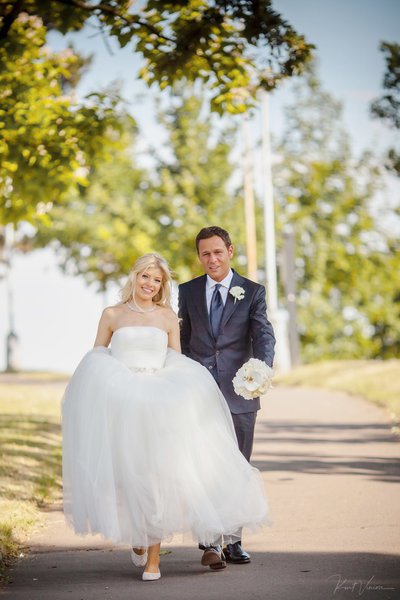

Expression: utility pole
xmin=261 ymin=92 xmax=277 ymax=312
xmin=241 ymin=116 xmax=258 ymax=282
xmin=260 ymin=90 xmax=291 ymax=372
xmin=282 ymin=226 xmax=301 ymax=366
xmin=1 ymin=224 xmax=20 ymax=372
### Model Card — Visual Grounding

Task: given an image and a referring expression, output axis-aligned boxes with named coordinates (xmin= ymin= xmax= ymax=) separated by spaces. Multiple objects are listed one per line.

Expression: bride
xmin=62 ymin=253 xmax=268 ymax=581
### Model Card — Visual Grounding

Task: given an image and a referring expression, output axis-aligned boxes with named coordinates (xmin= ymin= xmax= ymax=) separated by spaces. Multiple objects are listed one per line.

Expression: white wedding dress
xmin=62 ymin=326 xmax=268 ymax=546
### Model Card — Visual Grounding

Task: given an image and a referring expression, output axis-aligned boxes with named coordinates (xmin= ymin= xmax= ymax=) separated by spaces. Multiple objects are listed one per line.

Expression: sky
xmin=1 ymin=0 xmax=399 ymax=373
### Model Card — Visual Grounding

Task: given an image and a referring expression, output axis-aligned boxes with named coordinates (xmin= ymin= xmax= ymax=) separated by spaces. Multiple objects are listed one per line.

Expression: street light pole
xmin=260 ymin=90 xmax=291 ymax=372
xmin=261 ymin=91 xmax=278 ymax=312
xmin=241 ymin=116 xmax=258 ymax=282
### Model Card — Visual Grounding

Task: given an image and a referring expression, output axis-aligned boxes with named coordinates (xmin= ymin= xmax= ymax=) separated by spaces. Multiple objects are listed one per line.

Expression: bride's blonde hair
xmin=119 ymin=253 xmax=172 ymax=307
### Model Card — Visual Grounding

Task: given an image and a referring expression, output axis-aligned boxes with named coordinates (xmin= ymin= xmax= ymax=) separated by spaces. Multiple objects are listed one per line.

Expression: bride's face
xmin=135 ymin=267 xmax=163 ymax=302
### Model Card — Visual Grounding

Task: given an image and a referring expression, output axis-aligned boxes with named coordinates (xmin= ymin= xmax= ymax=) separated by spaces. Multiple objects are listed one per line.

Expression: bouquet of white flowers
xmin=232 ymin=358 xmax=273 ymax=400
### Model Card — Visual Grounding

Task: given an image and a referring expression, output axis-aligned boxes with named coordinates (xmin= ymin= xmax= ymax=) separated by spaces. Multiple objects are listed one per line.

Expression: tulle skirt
xmin=62 ymin=347 xmax=268 ymax=546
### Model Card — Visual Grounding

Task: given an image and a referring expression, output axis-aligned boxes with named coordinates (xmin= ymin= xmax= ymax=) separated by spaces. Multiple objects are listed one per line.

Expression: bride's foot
xmin=130 ymin=547 xmax=148 ymax=567
xmin=142 ymin=542 xmax=161 ymax=580
xmin=142 ymin=569 xmax=161 ymax=581
xmin=143 ymin=560 xmax=160 ymax=574
xmin=142 ymin=559 xmax=161 ymax=581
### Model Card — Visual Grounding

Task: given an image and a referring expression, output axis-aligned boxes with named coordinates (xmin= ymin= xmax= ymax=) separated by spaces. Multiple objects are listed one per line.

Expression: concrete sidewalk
xmin=2 ymin=386 xmax=400 ymax=600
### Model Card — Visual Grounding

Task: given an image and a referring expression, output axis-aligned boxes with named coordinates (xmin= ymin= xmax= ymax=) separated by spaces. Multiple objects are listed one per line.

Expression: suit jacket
xmin=178 ymin=270 xmax=276 ymax=414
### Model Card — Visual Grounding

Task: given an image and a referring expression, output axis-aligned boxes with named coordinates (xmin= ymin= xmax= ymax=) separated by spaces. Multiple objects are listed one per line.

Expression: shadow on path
xmin=2 ymin=548 xmax=399 ymax=600
xmin=253 ymin=418 xmax=400 ymax=483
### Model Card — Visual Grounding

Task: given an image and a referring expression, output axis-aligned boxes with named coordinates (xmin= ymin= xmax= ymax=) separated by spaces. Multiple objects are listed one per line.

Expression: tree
xmin=149 ymin=92 xmax=247 ymax=280
xmin=33 ymin=91 xmax=245 ymax=286
xmin=0 ymin=12 xmax=126 ymax=225
xmin=274 ymin=69 xmax=400 ymax=360
xmin=33 ymin=117 xmax=157 ymax=291
xmin=1 ymin=1 xmax=314 ymax=227
xmin=0 ymin=1 xmax=314 ymax=114
xmin=370 ymin=42 xmax=400 ymax=175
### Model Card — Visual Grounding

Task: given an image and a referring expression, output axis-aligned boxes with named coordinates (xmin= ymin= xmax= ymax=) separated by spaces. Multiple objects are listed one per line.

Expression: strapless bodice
xmin=110 ymin=326 xmax=168 ymax=371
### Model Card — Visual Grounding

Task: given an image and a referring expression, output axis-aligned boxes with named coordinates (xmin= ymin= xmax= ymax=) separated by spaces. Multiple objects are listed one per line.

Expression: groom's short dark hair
xmin=196 ymin=226 xmax=232 ymax=253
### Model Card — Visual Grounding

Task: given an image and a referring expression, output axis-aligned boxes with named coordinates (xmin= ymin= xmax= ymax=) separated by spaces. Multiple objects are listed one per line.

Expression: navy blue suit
xmin=178 ymin=270 xmax=275 ymax=460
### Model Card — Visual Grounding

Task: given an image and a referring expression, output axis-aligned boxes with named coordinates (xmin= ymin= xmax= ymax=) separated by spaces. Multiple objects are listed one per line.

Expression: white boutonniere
xmin=229 ymin=286 xmax=245 ymax=303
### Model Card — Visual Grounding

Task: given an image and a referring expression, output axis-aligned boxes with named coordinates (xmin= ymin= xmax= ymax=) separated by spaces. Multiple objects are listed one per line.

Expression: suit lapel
xmin=191 ymin=275 xmax=214 ymax=339
xmin=220 ymin=270 xmax=246 ymax=331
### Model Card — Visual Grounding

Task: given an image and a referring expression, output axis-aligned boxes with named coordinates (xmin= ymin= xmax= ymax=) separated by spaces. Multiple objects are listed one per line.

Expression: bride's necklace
xmin=126 ymin=297 xmax=157 ymax=313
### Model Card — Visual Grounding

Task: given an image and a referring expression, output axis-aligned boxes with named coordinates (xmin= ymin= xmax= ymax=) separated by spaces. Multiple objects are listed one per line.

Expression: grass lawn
xmin=276 ymin=359 xmax=400 ymax=423
xmin=0 ymin=374 xmax=67 ymax=580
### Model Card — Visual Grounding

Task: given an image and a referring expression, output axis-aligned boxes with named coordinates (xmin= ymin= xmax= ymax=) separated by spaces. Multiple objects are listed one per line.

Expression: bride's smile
xmin=134 ymin=268 xmax=163 ymax=304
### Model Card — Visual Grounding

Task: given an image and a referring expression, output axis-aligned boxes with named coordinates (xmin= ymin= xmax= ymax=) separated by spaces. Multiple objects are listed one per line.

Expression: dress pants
xmin=231 ymin=411 xmax=257 ymax=462
xmin=203 ymin=366 xmax=258 ymax=546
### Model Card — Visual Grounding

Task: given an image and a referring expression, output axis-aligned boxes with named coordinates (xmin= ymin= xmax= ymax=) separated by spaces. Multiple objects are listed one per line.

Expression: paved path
xmin=2 ymin=386 xmax=400 ymax=600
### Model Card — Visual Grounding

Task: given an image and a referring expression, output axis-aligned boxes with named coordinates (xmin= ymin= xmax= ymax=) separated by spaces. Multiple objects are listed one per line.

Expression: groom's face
xmin=197 ymin=235 xmax=233 ymax=282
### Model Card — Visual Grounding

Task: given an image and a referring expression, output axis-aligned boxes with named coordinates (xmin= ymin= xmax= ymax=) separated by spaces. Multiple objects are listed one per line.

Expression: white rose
xmin=233 ymin=358 xmax=273 ymax=400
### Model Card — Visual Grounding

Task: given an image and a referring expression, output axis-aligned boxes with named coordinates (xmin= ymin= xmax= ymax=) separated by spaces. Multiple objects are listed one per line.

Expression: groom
xmin=178 ymin=226 xmax=275 ymax=570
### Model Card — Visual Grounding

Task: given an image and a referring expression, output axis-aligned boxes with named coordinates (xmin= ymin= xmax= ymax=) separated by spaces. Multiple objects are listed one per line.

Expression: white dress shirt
xmin=206 ymin=270 xmax=234 ymax=313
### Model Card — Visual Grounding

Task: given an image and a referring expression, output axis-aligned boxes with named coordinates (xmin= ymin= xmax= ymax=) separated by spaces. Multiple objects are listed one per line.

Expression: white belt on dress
xmin=130 ymin=366 xmax=159 ymax=373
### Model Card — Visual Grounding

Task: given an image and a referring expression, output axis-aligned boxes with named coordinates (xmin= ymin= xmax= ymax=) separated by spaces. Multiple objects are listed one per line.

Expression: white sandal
xmin=130 ymin=548 xmax=148 ymax=567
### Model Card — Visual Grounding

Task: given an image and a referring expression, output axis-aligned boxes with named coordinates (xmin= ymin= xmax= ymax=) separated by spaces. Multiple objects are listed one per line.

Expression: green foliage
xmin=150 ymin=93 xmax=245 ymax=280
xmin=0 ymin=13 xmax=125 ymax=225
xmin=1 ymin=1 xmax=313 ymax=228
xmin=34 ymin=118 xmax=156 ymax=290
xmin=371 ymin=41 xmax=400 ymax=175
xmin=34 ymin=92 xmax=245 ymax=286
xmin=274 ymin=69 xmax=400 ymax=360
xmin=0 ymin=0 xmax=314 ymax=114
xmin=371 ymin=42 xmax=400 ymax=128
xmin=136 ymin=0 xmax=314 ymax=114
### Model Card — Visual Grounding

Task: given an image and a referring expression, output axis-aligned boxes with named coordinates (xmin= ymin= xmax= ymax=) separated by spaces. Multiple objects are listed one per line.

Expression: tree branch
xmin=0 ymin=0 xmax=25 ymax=41
xmin=53 ymin=0 xmax=174 ymax=43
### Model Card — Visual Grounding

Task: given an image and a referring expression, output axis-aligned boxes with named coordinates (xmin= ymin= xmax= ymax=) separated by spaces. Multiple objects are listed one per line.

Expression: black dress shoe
xmin=223 ymin=542 xmax=251 ymax=564
xmin=201 ymin=545 xmax=226 ymax=570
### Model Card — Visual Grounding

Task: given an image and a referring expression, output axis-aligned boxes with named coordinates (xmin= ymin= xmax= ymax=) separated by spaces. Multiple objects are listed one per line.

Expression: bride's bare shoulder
xmin=100 ymin=304 xmax=124 ymax=321
xmin=159 ymin=306 xmax=178 ymax=324
xmin=106 ymin=304 xmax=125 ymax=312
